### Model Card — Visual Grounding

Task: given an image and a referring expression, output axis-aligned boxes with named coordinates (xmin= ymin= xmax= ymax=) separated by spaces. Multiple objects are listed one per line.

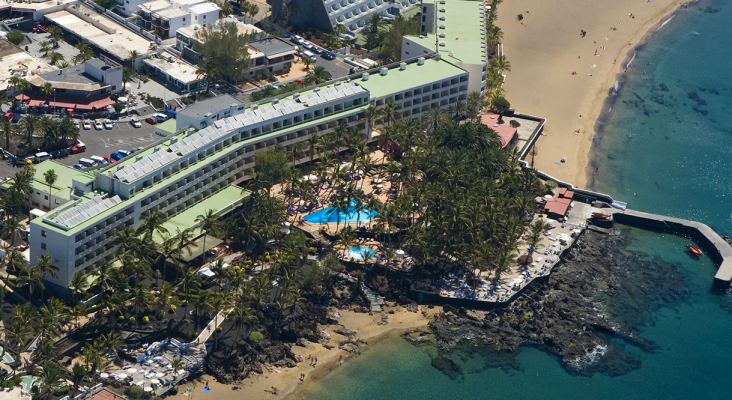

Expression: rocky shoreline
xmin=417 ymin=229 xmax=690 ymax=377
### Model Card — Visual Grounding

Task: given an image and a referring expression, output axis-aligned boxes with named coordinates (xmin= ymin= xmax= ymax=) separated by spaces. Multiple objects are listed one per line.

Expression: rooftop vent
xmin=399 ymin=62 xmax=406 ymax=70
xmin=439 ymin=41 xmax=446 ymax=47
xmin=439 ymin=32 xmax=445 ymax=38
xmin=439 ymin=7 xmax=445 ymax=12
xmin=136 ymin=155 xmax=143 ymax=162
xmin=334 ymin=81 xmax=341 ymax=86
xmin=435 ymin=53 xmax=441 ymax=61
xmin=251 ymin=104 xmax=258 ymax=110
xmin=439 ymin=24 xmax=446 ymax=29
xmin=154 ymin=145 xmax=161 ymax=152
xmin=380 ymin=67 xmax=388 ymax=76
xmin=117 ymin=165 xmax=124 ymax=171
xmin=439 ymin=15 xmax=445 ymax=20
xmin=362 ymin=72 xmax=370 ymax=81
xmin=170 ymin=137 xmax=178 ymax=144
xmin=293 ymin=93 xmax=300 ymax=100
xmin=448 ymin=51 xmax=454 ymax=57
xmin=314 ymin=87 xmax=320 ymax=92
xmin=417 ymin=57 xmax=425 ymax=65
xmin=272 ymin=98 xmax=279 ymax=104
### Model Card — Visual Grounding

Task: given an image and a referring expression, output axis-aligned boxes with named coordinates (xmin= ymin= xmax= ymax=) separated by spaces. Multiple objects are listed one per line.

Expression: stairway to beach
xmin=361 ymin=283 xmax=385 ymax=313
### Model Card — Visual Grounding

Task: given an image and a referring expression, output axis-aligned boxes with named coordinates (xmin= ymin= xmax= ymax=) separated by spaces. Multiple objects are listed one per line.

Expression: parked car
xmin=82 ymin=120 xmax=91 ymax=130
xmin=50 ymin=149 xmax=69 ymax=159
xmin=283 ymin=31 xmax=293 ymax=38
xmin=90 ymin=155 xmax=107 ymax=165
xmin=145 ymin=116 xmax=158 ymax=125
xmin=3 ymin=112 xmax=13 ymax=120
xmin=302 ymin=41 xmax=313 ymax=50
xmin=153 ymin=113 xmax=168 ymax=123
xmin=79 ymin=158 xmax=96 ymax=167
xmin=93 ymin=119 xmax=103 ymax=130
xmin=118 ymin=150 xmax=130 ymax=157
xmin=322 ymin=51 xmax=336 ymax=60
xmin=11 ymin=114 xmax=19 ymax=123
xmin=73 ymin=120 xmax=80 ymax=130
xmin=291 ymin=35 xmax=303 ymax=44
xmin=72 ymin=164 xmax=85 ymax=170
xmin=103 ymin=119 xmax=114 ymax=129
xmin=110 ymin=152 xmax=123 ymax=161
xmin=313 ymin=46 xmax=323 ymax=54
xmin=302 ymin=50 xmax=317 ymax=62
xmin=34 ymin=152 xmax=51 ymax=163
xmin=71 ymin=144 xmax=85 ymax=154
xmin=130 ymin=118 xmax=141 ymax=128
xmin=103 ymin=155 xmax=113 ymax=163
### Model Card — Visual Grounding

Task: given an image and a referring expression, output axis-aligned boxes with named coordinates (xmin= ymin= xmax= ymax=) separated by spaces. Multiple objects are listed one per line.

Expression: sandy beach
xmin=164 ymin=305 xmax=437 ymax=400
xmin=497 ymin=0 xmax=688 ymax=188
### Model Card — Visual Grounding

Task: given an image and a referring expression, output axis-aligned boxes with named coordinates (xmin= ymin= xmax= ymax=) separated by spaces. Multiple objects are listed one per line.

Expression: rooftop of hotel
xmin=45 ymin=4 xmax=154 ymax=60
xmin=34 ymin=58 xmax=462 ymax=235
xmin=2 ymin=161 xmax=84 ymax=201
xmin=178 ymin=94 xmax=243 ymax=120
xmin=249 ymin=38 xmax=297 ymax=58
xmin=357 ymin=57 xmax=467 ymax=98
xmin=406 ymin=0 xmax=488 ymax=65
xmin=142 ymin=57 xmax=201 ymax=84
xmin=188 ymin=2 xmax=220 ymax=13
xmin=157 ymin=7 xmax=190 ymax=18
xmin=139 ymin=0 xmax=172 ymax=12
xmin=178 ymin=18 xmax=264 ymax=39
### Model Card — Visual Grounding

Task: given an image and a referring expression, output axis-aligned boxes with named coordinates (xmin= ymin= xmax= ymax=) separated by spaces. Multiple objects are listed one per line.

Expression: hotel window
xmin=42 ymin=230 xmax=47 ymax=237
xmin=41 ymin=243 xmax=46 ymax=250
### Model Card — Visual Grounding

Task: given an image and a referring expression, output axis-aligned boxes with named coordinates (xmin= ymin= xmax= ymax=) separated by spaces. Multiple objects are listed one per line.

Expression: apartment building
xmin=137 ymin=0 xmax=220 ymax=38
xmin=401 ymin=0 xmax=489 ymax=95
xmin=29 ymin=56 xmax=468 ymax=291
xmin=271 ymin=0 xmax=418 ymax=34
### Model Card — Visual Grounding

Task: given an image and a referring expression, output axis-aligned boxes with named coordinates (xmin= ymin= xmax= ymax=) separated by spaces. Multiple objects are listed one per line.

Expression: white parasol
xmin=127 ymin=368 xmax=137 ymax=374
xmin=150 ymin=379 xmax=160 ymax=384
xmin=100 ymin=373 xmax=109 ymax=378
xmin=156 ymin=373 xmax=165 ymax=378
xmin=144 ymin=387 xmax=153 ymax=392
xmin=396 ymin=249 xmax=405 ymax=255
xmin=118 ymin=373 xmax=127 ymax=379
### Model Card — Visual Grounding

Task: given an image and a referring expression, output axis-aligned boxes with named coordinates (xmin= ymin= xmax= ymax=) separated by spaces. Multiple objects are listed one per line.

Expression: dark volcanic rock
xmin=428 ymin=230 xmax=689 ymax=377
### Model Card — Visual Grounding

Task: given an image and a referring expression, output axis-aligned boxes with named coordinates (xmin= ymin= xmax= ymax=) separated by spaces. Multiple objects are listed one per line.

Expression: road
xmin=317 ymin=57 xmax=353 ymax=81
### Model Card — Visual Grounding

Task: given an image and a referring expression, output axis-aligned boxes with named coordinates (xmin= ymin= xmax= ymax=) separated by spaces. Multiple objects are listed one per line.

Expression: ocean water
xmin=299 ymin=1 xmax=732 ymax=398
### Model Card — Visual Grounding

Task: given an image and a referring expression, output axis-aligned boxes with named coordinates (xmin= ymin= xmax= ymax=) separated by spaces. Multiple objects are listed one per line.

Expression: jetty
xmin=603 ymin=208 xmax=732 ymax=289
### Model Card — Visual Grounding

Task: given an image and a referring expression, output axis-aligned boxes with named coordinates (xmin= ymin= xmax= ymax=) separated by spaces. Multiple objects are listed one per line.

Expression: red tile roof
xmin=478 ymin=113 xmax=517 ymax=148
xmin=544 ymin=200 xmax=570 ymax=216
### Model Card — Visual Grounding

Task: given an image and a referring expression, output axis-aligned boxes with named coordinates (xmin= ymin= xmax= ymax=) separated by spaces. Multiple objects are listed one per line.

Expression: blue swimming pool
xmin=304 ymin=199 xmax=378 ymax=223
xmin=348 ymin=246 xmax=376 ymax=260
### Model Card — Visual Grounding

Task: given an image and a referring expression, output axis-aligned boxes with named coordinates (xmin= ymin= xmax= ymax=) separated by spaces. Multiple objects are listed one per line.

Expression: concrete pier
xmin=610 ymin=209 xmax=732 ymax=289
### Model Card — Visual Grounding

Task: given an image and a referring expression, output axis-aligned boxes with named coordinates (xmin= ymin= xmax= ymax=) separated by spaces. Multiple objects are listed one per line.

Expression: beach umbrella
xmin=396 ymin=249 xmax=405 ymax=256
xmin=144 ymin=387 xmax=153 ymax=392
xmin=544 ymin=195 xmax=553 ymax=199
xmin=118 ymin=373 xmax=127 ymax=380
xmin=176 ymin=369 xmax=185 ymax=375
xmin=150 ymin=379 xmax=160 ymax=384
xmin=100 ymin=373 xmax=109 ymax=378
xmin=155 ymin=373 xmax=165 ymax=378
xmin=127 ymin=368 xmax=137 ymax=374
xmin=373 ymin=178 xmax=382 ymax=184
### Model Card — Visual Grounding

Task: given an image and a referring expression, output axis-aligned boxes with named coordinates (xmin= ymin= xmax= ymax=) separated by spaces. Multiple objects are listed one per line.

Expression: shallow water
xmin=300 ymin=0 xmax=732 ymax=398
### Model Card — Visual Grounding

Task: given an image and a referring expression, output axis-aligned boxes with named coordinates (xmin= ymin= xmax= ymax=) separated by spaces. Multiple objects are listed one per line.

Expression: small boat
xmin=687 ymin=244 xmax=702 ymax=255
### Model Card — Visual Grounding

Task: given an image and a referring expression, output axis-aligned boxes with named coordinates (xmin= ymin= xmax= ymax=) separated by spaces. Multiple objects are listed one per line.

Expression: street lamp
xmin=53 ymin=88 xmax=56 ymax=115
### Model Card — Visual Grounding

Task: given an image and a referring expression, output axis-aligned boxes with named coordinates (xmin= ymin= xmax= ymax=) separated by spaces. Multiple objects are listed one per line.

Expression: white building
xmin=137 ymin=0 xmax=220 ymax=38
xmin=29 ymin=56 xmax=468 ymax=292
xmin=401 ymin=0 xmax=488 ymax=95
xmin=142 ymin=55 xmax=208 ymax=92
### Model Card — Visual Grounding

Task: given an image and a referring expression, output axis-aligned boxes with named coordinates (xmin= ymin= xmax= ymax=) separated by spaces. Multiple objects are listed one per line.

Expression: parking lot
xmin=0 ymin=121 xmax=158 ymax=179
xmin=316 ymin=56 xmax=353 ymax=80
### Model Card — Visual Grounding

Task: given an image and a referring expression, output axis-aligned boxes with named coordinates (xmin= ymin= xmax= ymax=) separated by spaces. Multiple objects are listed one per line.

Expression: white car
xmin=82 ymin=120 xmax=91 ymax=130
xmin=74 ymin=121 xmax=80 ymax=130
xmin=302 ymin=41 xmax=313 ymax=50
xmin=93 ymin=119 xmax=103 ymax=130
xmin=103 ymin=119 xmax=114 ymax=129
xmin=130 ymin=118 xmax=141 ymax=128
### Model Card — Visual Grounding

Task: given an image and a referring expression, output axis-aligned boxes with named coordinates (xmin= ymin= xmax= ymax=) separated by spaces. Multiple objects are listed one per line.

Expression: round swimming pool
xmin=348 ymin=246 xmax=376 ymax=260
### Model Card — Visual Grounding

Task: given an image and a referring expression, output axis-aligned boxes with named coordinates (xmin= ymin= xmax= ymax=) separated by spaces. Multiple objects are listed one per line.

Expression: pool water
xmin=304 ymin=199 xmax=378 ymax=223
xmin=348 ymin=246 xmax=376 ymax=260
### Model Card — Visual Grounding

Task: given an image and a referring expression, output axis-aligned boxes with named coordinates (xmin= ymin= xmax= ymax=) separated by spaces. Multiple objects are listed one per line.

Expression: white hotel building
xmin=29 ymin=56 xmax=470 ymax=291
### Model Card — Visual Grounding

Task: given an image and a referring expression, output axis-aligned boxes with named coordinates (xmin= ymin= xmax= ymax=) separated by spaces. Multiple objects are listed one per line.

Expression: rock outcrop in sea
xmin=423 ymin=230 xmax=690 ymax=377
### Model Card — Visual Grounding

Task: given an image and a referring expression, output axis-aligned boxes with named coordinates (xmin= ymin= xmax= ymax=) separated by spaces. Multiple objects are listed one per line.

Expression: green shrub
xmin=6 ymin=30 xmax=24 ymax=46
xmin=170 ymin=304 xmax=177 ymax=313
xmin=129 ymin=316 xmax=136 ymax=324
xmin=248 ymin=331 xmax=264 ymax=343
xmin=509 ymin=120 xmax=521 ymax=128
xmin=128 ymin=385 xmax=144 ymax=399
xmin=309 ymin=247 xmax=315 ymax=254
xmin=544 ymin=180 xmax=558 ymax=190
xmin=216 ymin=326 xmax=222 ymax=332
xmin=117 ymin=315 xmax=125 ymax=323
xmin=156 ymin=310 xmax=165 ymax=319
xmin=113 ymin=102 xmax=124 ymax=113
xmin=142 ymin=316 xmax=149 ymax=325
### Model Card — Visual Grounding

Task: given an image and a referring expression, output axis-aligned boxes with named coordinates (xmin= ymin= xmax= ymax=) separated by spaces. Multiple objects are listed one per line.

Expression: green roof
xmin=358 ymin=58 xmax=467 ymax=99
xmin=15 ymin=161 xmax=90 ymax=201
xmin=34 ymin=104 xmax=367 ymax=236
xmin=153 ymin=184 xmax=249 ymax=243
xmin=406 ymin=0 xmax=487 ymax=65
xmin=156 ymin=118 xmax=177 ymax=134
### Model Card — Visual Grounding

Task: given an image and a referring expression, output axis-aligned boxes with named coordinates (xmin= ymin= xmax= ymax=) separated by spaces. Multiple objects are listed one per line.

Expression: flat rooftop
xmin=178 ymin=94 xmax=242 ymax=120
xmin=249 ymin=38 xmax=297 ymax=58
xmin=406 ymin=0 xmax=487 ymax=65
xmin=157 ymin=7 xmax=189 ymax=18
xmin=45 ymin=5 xmax=153 ymax=60
xmin=142 ymin=57 xmax=200 ymax=83
xmin=358 ymin=58 xmax=467 ymax=99
xmin=31 ymin=62 xmax=102 ymax=91
xmin=2 ymin=160 xmax=83 ymax=201
xmin=0 ymin=41 xmax=54 ymax=91
xmin=139 ymin=0 xmax=171 ymax=13
xmin=153 ymin=184 xmax=248 ymax=242
xmin=188 ymin=2 xmax=219 ymax=13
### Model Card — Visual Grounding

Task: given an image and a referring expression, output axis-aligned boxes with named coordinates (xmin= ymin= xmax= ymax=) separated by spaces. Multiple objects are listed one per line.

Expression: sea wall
xmin=612 ymin=209 xmax=732 ymax=289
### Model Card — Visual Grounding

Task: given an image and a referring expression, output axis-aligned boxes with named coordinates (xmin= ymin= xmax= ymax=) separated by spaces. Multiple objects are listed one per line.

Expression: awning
xmin=14 ymin=94 xmax=30 ymax=101
xmin=76 ymin=97 xmax=114 ymax=110
xmin=266 ymin=50 xmax=297 ymax=59
xmin=28 ymin=100 xmax=45 ymax=107
xmin=49 ymin=101 xmax=77 ymax=108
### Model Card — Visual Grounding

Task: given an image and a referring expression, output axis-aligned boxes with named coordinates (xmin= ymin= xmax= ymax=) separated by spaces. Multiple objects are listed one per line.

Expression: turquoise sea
xmin=299 ymin=0 xmax=732 ymax=398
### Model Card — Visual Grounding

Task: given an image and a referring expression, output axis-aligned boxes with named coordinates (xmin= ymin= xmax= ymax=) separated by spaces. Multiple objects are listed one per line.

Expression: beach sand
xmin=165 ymin=305 xmax=437 ymax=400
xmin=497 ymin=0 xmax=688 ymax=188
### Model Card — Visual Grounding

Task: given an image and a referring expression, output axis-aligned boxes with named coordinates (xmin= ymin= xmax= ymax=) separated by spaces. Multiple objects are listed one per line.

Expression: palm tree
xmin=68 ymin=271 xmax=89 ymax=300
xmin=43 ymin=169 xmax=57 ymax=210
xmin=365 ymin=13 xmax=385 ymax=34
xmin=122 ymin=67 xmax=136 ymax=94
xmin=40 ymin=82 xmax=54 ymax=104
xmin=39 ymin=41 xmax=51 ymax=56
xmin=154 ymin=284 xmax=179 ymax=326
xmin=300 ymin=56 xmax=314 ymax=72
xmin=78 ymin=342 xmax=102 ymax=381
xmin=170 ymin=358 xmax=185 ymax=372
xmin=196 ymin=58 xmax=219 ymax=94
xmin=128 ymin=50 xmax=140 ymax=69
xmin=74 ymin=42 xmax=94 ymax=63
xmin=192 ymin=290 xmax=213 ymax=329
xmin=380 ymin=98 xmax=399 ymax=126
xmin=490 ymin=54 xmax=511 ymax=73
xmin=92 ymin=259 xmax=115 ymax=304
xmin=20 ymin=115 xmax=41 ymax=150
xmin=289 ymin=142 xmax=304 ymax=166
xmin=334 ymin=23 xmax=346 ymax=36
xmin=71 ymin=363 xmax=86 ymax=395
xmin=365 ymin=104 xmax=380 ymax=140
xmin=138 ymin=210 xmax=169 ymax=239
xmin=0 ymin=118 xmax=14 ymax=150
xmin=195 ymin=209 xmax=221 ymax=263
xmin=1 ymin=216 xmax=23 ymax=247
xmin=35 ymin=362 xmax=65 ymax=399
xmin=47 ymin=25 xmax=63 ymax=47
xmin=48 ymin=51 xmax=65 ymax=66
xmin=179 ymin=269 xmax=202 ymax=321
xmin=304 ymin=66 xmax=332 ymax=85
xmin=131 ymin=285 xmax=151 ymax=324
xmin=230 ymin=306 xmax=257 ymax=352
